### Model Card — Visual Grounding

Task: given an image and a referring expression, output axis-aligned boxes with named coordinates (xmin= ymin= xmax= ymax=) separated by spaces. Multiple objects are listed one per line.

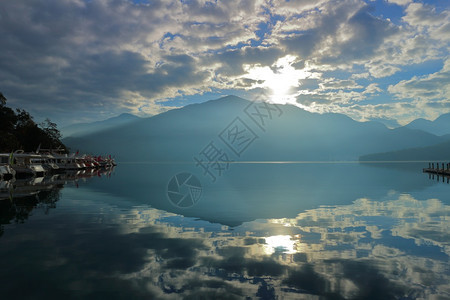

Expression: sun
xmin=242 ymin=55 xmax=310 ymax=105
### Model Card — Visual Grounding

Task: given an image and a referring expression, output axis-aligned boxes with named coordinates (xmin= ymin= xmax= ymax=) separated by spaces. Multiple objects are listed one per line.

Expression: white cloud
xmin=388 ymin=59 xmax=450 ymax=102
xmin=318 ymin=79 xmax=363 ymax=91
xmin=403 ymin=2 xmax=450 ymax=41
xmin=386 ymin=0 xmax=412 ymax=6
xmin=363 ymin=83 xmax=382 ymax=94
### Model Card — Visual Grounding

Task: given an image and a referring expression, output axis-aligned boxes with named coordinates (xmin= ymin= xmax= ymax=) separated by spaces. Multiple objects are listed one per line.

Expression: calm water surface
xmin=0 ymin=162 xmax=449 ymax=299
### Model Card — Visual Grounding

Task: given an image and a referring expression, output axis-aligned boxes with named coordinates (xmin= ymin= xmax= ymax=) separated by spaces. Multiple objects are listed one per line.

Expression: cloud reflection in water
xmin=108 ymin=194 xmax=450 ymax=298
xmin=1 ymin=190 xmax=449 ymax=299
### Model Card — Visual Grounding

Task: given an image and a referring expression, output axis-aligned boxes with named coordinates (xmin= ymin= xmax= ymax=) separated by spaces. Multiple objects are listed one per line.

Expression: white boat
xmin=10 ymin=150 xmax=46 ymax=178
xmin=41 ymin=153 xmax=60 ymax=172
xmin=1 ymin=150 xmax=115 ymax=180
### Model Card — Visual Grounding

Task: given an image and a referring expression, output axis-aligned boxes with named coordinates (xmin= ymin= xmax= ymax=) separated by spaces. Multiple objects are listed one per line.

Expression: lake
xmin=1 ymin=162 xmax=449 ymax=299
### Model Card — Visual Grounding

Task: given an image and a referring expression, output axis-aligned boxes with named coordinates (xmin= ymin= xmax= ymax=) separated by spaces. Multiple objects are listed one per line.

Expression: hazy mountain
xmin=64 ymin=95 xmax=445 ymax=161
xmin=367 ymin=117 xmax=400 ymax=129
xmin=359 ymin=139 xmax=450 ymax=161
xmin=404 ymin=113 xmax=450 ymax=136
xmin=61 ymin=113 xmax=140 ymax=137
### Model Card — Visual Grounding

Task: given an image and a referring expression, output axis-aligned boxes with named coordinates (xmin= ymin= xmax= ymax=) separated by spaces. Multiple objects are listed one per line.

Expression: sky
xmin=0 ymin=0 xmax=449 ymax=127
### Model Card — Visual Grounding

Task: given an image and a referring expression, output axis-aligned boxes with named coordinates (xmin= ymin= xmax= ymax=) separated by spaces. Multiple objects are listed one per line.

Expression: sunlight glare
xmin=264 ymin=235 xmax=297 ymax=254
xmin=242 ymin=55 xmax=311 ymax=105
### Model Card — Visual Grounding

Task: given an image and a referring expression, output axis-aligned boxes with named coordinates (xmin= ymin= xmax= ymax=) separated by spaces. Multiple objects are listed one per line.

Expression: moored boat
xmin=10 ymin=150 xmax=46 ymax=178
xmin=1 ymin=150 xmax=116 ymax=180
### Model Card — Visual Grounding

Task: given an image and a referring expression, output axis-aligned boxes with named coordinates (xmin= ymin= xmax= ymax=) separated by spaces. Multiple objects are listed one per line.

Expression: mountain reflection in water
xmin=0 ymin=163 xmax=449 ymax=299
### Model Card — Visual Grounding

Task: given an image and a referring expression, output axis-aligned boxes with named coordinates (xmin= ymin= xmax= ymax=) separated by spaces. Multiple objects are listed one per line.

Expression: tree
xmin=0 ymin=92 xmax=68 ymax=152
xmin=39 ymin=118 xmax=66 ymax=151
xmin=40 ymin=118 xmax=62 ymax=141
xmin=0 ymin=92 xmax=6 ymax=106
xmin=0 ymin=93 xmax=20 ymax=151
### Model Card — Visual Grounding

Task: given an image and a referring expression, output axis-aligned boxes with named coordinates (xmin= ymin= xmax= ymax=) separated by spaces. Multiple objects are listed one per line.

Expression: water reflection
xmin=0 ymin=163 xmax=449 ymax=299
xmin=427 ymin=172 xmax=450 ymax=184
xmin=84 ymin=162 xmax=443 ymax=226
xmin=2 ymin=193 xmax=448 ymax=298
xmin=100 ymin=194 xmax=448 ymax=299
xmin=0 ymin=168 xmax=114 ymax=236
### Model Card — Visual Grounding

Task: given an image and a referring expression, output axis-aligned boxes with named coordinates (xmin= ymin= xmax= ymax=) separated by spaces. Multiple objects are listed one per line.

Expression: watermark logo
xmin=166 ymin=92 xmax=284 ymax=207
xmin=167 ymin=172 xmax=202 ymax=208
xmin=194 ymin=141 xmax=232 ymax=182
xmin=219 ymin=117 xmax=258 ymax=156
xmin=244 ymin=101 xmax=283 ymax=132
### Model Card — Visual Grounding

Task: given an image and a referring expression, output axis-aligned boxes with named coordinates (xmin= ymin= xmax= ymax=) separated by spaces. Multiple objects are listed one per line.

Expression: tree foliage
xmin=0 ymin=92 xmax=6 ymax=106
xmin=0 ymin=93 xmax=67 ymax=153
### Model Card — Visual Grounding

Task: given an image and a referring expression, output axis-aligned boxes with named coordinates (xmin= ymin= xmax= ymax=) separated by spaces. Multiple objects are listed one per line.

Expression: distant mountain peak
xmin=111 ymin=113 xmax=141 ymax=120
xmin=404 ymin=112 xmax=450 ymax=136
xmin=206 ymin=95 xmax=248 ymax=104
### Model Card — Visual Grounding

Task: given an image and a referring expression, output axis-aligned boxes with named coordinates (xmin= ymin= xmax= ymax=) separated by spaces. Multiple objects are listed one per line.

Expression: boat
xmin=0 ymin=150 xmax=116 ymax=180
xmin=9 ymin=150 xmax=46 ymax=178
xmin=41 ymin=153 xmax=60 ymax=173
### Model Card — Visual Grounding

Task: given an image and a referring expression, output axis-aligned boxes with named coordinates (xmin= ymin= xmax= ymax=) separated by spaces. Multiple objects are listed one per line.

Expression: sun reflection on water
xmin=263 ymin=235 xmax=298 ymax=255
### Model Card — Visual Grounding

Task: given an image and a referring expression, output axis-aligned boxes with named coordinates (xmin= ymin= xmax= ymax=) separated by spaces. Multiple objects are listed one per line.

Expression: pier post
xmin=432 ymin=163 xmax=434 ymax=169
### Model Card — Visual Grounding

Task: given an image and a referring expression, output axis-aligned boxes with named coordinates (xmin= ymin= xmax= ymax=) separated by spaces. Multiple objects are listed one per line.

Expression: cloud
xmin=387 ymin=0 xmax=412 ymax=6
xmin=388 ymin=59 xmax=450 ymax=102
xmin=403 ymin=2 xmax=450 ymax=43
xmin=319 ymin=79 xmax=363 ymax=91
xmin=0 ymin=0 xmax=449 ymax=125
xmin=0 ymin=0 xmax=268 ymax=123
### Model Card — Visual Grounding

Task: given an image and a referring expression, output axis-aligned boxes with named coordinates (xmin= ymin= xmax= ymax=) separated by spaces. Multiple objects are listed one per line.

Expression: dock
xmin=1 ymin=150 xmax=116 ymax=181
xmin=423 ymin=162 xmax=450 ymax=184
xmin=423 ymin=162 xmax=450 ymax=175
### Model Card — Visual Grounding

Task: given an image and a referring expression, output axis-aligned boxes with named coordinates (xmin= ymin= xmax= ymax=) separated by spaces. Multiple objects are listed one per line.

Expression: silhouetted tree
xmin=40 ymin=118 xmax=62 ymax=141
xmin=0 ymin=92 xmax=6 ymax=106
xmin=0 ymin=93 xmax=20 ymax=151
xmin=0 ymin=92 xmax=67 ymax=152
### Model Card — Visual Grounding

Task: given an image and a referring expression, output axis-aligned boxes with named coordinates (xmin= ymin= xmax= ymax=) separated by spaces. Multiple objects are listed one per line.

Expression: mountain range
xmin=403 ymin=113 xmax=450 ymax=136
xmin=63 ymin=96 xmax=450 ymax=162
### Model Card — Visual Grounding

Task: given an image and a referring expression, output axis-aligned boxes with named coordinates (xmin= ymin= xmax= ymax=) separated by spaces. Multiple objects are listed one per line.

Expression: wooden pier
xmin=423 ymin=162 xmax=450 ymax=184
xmin=423 ymin=162 xmax=450 ymax=175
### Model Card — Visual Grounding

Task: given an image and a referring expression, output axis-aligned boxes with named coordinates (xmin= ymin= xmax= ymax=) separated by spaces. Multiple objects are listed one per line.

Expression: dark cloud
xmin=0 ymin=0 xmax=215 ymax=123
xmin=282 ymin=33 xmax=321 ymax=59
xmin=339 ymin=6 xmax=398 ymax=59
xmin=320 ymin=5 xmax=398 ymax=64
xmin=205 ymin=46 xmax=283 ymax=76
xmin=200 ymin=246 xmax=287 ymax=277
